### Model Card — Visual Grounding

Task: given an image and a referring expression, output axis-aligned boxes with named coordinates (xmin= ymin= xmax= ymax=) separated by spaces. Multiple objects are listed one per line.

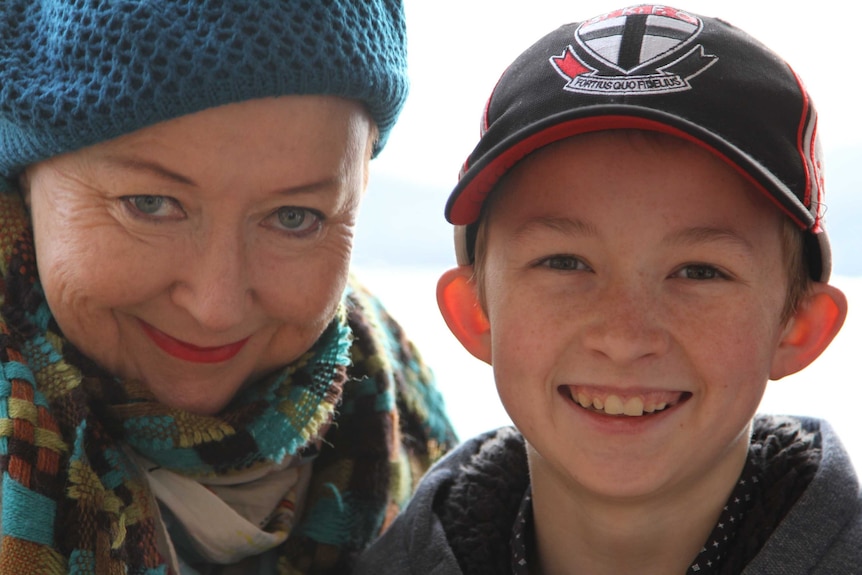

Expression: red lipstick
xmin=140 ymin=321 xmax=248 ymax=363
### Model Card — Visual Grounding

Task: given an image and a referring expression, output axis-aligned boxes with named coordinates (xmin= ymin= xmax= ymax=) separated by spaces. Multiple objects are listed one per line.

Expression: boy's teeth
xmin=603 ymin=395 xmax=644 ymax=416
xmin=571 ymin=389 xmax=676 ymax=417
xmin=623 ymin=397 xmax=644 ymax=416
xmin=604 ymin=395 xmax=624 ymax=415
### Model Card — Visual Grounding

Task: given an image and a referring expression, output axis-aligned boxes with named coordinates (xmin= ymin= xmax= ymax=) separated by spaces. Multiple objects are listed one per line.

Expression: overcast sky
xmin=373 ymin=1 xmax=860 ymax=188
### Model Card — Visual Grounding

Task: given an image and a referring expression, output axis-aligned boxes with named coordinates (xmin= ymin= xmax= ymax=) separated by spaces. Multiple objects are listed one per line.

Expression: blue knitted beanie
xmin=0 ymin=0 xmax=407 ymax=182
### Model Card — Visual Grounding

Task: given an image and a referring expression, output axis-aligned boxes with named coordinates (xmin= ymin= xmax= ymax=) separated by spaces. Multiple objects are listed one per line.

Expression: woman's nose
xmin=169 ymin=228 xmax=253 ymax=332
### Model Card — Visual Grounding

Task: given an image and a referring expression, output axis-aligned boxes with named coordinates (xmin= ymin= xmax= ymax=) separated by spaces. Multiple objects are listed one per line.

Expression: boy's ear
xmin=437 ymin=267 xmax=492 ymax=364
xmin=770 ymin=282 xmax=848 ymax=380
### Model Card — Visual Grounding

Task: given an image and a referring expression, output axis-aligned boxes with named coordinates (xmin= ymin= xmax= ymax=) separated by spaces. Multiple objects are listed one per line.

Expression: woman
xmin=0 ymin=1 xmax=456 ymax=573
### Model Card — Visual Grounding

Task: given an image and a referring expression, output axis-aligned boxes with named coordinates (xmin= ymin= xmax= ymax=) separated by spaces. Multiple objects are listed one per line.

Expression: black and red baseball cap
xmin=446 ymin=4 xmax=831 ymax=280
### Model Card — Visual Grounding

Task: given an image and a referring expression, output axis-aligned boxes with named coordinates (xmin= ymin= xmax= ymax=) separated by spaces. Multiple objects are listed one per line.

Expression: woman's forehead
xmin=38 ymin=97 xmax=375 ymax=185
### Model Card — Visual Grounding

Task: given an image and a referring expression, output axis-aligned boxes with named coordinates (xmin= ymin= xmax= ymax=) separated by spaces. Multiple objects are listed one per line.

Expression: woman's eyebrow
xmin=102 ymin=155 xmax=198 ymax=187
xmin=270 ymin=177 xmax=341 ymax=197
xmin=100 ymin=155 xmax=339 ymax=196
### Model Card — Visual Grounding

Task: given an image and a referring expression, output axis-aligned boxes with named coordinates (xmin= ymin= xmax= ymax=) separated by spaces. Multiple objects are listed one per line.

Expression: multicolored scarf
xmin=0 ymin=190 xmax=456 ymax=574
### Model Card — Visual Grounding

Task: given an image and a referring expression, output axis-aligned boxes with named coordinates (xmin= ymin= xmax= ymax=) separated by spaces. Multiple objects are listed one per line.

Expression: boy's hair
xmin=445 ymin=4 xmax=831 ymax=287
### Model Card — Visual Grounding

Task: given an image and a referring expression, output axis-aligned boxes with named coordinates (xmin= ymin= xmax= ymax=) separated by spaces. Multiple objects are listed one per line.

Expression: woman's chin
xmin=144 ymin=379 xmax=243 ymax=416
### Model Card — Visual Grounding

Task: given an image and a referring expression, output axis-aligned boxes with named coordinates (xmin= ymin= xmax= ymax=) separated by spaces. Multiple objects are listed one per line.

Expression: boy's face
xmin=478 ymin=132 xmax=797 ymax=499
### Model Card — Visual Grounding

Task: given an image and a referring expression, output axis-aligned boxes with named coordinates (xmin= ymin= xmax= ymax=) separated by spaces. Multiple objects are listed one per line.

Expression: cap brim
xmin=448 ymin=107 xmax=829 ymax=280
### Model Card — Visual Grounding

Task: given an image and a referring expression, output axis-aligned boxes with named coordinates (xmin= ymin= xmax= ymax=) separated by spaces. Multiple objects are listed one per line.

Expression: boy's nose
xmin=169 ymin=229 xmax=253 ymax=333
xmin=580 ymin=281 xmax=670 ymax=365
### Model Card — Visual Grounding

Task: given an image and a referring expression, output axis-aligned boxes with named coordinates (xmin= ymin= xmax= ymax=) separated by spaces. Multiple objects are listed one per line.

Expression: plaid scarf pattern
xmin=0 ymin=191 xmax=456 ymax=574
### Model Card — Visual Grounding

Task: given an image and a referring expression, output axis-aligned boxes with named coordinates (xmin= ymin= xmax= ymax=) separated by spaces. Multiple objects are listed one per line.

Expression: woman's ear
xmin=437 ymin=267 xmax=492 ymax=364
xmin=770 ymin=282 xmax=848 ymax=380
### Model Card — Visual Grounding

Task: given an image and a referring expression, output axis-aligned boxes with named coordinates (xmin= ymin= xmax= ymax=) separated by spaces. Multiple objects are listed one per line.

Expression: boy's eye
xmin=270 ymin=206 xmax=323 ymax=236
xmin=541 ymin=255 xmax=591 ymax=271
xmin=673 ymin=264 xmax=724 ymax=280
xmin=122 ymin=195 xmax=184 ymax=219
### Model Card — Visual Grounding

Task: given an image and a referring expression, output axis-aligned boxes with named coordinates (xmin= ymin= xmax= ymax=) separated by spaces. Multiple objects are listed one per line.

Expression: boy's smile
xmin=476 ymin=131 xmax=793 ymax=501
xmin=563 ymin=384 xmax=690 ymax=417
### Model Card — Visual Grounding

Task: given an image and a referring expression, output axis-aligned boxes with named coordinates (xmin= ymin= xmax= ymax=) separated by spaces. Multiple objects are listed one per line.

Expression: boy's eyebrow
xmin=512 ymin=216 xmax=598 ymax=240
xmin=512 ymin=219 xmax=754 ymax=253
xmin=663 ymin=226 xmax=755 ymax=252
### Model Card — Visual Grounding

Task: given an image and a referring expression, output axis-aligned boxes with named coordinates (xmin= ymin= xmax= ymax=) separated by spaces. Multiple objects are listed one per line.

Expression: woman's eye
xmin=541 ymin=255 xmax=590 ymax=271
xmin=122 ymin=195 xmax=183 ymax=219
xmin=674 ymin=264 xmax=724 ymax=280
xmin=272 ymin=207 xmax=323 ymax=235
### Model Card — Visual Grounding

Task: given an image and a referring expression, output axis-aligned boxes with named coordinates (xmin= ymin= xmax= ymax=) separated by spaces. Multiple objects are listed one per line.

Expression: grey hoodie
xmin=356 ymin=416 xmax=861 ymax=574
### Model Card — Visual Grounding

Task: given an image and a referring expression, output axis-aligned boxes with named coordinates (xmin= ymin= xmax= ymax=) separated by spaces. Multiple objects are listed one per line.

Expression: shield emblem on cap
xmin=576 ymin=8 xmax=702 ymax=74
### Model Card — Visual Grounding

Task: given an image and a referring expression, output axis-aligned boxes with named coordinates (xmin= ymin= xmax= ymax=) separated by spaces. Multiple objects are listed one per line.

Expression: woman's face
xmin=23 ymin=96 xmax=374 ymax=415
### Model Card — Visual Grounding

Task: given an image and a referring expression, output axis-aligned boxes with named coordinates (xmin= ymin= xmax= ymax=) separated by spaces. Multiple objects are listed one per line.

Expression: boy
xmin=356 ymin=5 xmax=860 ymax=574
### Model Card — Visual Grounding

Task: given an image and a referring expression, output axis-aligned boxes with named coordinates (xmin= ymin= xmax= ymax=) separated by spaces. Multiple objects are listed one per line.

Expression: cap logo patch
xmin=551 ymin=5 xmax=717 ymax=95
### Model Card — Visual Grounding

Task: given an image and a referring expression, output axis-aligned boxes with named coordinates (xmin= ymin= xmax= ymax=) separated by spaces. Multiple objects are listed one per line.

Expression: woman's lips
xmin=139 ymin=321 xmax=249 ymax=364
